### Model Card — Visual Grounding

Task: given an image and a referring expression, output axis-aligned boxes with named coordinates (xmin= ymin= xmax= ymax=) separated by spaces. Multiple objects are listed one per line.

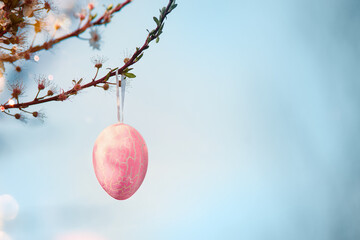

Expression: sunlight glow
xmin=8 ymin=99 xmax=15 ymax=106
xmin=0 ymin=195 xmax=19 ymax=221
xmin=0 ymin=231 xmax=11 ymax=240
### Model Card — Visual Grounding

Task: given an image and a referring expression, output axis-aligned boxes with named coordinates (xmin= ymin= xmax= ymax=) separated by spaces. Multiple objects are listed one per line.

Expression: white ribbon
xmin=115 ymin=69 xmax=126 ymax=123
xmin=115 ymin=69 xmax=120 ymax=123
xmin=121 ymin=74 xmax=126 ymax=123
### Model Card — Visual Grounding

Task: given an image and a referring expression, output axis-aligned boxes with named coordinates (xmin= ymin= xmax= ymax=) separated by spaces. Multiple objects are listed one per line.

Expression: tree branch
xmin=1 ymin=0 xmax=177 ymax=114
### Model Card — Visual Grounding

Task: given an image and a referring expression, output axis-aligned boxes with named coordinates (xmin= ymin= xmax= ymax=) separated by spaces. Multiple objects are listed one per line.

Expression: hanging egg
xmin=93 ymin=123 xmax=148 ymax=200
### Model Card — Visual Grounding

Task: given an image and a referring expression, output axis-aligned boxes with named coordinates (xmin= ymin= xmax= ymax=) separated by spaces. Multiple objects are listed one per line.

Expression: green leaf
xmin=123 ymin=72 xmax=136 ymax=78
xmin=153 ymin=17 xmax=160 ymax=26
xmin=156 ymin=37 xmax=160 ymax=43
xmin=150 ymin=29 xmax=156 ymax=35
xmin=160 ymin=7 xmax=166 ymax=16
xmin=159 ymin=23 xmax=164 ymax=33
xmin=169 ymin=3 xmax=177 ymax=12
xmin=136 ymin=53 xmax=144 ymax=62
xmin=104 ymin=71 xmax=113 ymax=82
xmin=123 ymin=68 xmax=133 ymax=73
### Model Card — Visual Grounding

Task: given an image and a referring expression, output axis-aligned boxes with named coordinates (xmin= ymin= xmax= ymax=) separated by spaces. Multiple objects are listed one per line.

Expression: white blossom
xmin=89 ymin=28 xmax=101 ymax=50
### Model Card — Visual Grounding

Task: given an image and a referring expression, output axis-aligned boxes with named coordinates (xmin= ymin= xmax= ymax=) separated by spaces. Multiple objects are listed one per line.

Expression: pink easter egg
xmin=93 ymin=123 xmax=148 ymax=200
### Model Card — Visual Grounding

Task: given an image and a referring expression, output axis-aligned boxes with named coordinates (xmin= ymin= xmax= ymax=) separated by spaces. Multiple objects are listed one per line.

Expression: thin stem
xmin=92 ymin=68 xmax=99 ymax=82
xmin=50 ymin=29 xmax=58 ymax=39
xmin=107 ymin=82 xmax=121 ymax=86
xmin=76 ymin=36 xmax=89 ymax=41
xmin=19 ymin=108 xmax=32 ymax=114
xmin=0 ymin=46 xmax=12 ymax=51
xmin=3 ymin=111 xmax=15 ymax=117
xmin=77 ymin=20 xmax=83 ymax=30
xmin=33 ymin=7 xmax=45 ymax=12
xmin=30 ymin=33 xmax=37 ymax=47
xmin=37 ymin=94 xmax=50 ymax=100
xmin=34 ymin=89 xmax=41 ymax=100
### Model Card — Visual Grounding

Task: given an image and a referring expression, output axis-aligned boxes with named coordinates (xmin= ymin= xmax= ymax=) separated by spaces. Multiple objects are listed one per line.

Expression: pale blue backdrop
xmin=1 ymin=0 xmax=360 ymax=239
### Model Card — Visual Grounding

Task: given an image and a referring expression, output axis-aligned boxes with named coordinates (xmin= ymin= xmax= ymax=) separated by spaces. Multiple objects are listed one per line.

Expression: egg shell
xmin=93 ymin=123 xmax=148 ymax=200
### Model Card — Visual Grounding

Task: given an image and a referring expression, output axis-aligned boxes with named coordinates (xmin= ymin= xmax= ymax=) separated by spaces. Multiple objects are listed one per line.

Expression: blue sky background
xmin=1 ymin=0 xmax=360 ymax=239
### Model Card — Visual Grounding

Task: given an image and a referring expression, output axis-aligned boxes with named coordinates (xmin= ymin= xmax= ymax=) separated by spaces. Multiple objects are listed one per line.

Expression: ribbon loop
xmin=115 ymin=70 xmax=126 ymax=123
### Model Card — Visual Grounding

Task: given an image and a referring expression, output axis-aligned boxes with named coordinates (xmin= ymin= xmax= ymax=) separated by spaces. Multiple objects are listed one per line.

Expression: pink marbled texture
xmin=93 ymin=123 xmax=148 ymax=200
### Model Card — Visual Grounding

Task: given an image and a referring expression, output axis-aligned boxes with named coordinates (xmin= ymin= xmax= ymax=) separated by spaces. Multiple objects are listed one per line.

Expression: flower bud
xmin=58 ymin=92 xmax=67 ymax=101
xmin=38 ymin=83 xmax=45 ymax=90
xmin=44 ymin=1 xmax=51 ymax=11
xmin=12 ymin=88 xmax=22 ymax=98
xmin=79 ymin=14 xmax=86 ymax=21
xmin=11 ymin=46 xmax=17 ymax=55
xmin=88 ymin=3 xmax=94 ymax=10
xmin=74 ymin=84 xmax=81 ymax=91
xmin=24 ymin=52 xmax=31 ymax=60
xmin=12 ymin=36 xmax=20 ymax=44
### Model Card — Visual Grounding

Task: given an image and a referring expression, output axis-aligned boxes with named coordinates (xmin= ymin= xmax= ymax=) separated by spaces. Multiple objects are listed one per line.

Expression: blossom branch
xmin=0 ymin=0 xmax=132 ymax=63
xmin=1 ymin=0 xmax=177 ymax=117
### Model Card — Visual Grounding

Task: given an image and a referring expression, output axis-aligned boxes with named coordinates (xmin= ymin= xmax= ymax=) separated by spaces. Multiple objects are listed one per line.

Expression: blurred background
xmin=1 ymin=0 xmax=360 ymax=239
